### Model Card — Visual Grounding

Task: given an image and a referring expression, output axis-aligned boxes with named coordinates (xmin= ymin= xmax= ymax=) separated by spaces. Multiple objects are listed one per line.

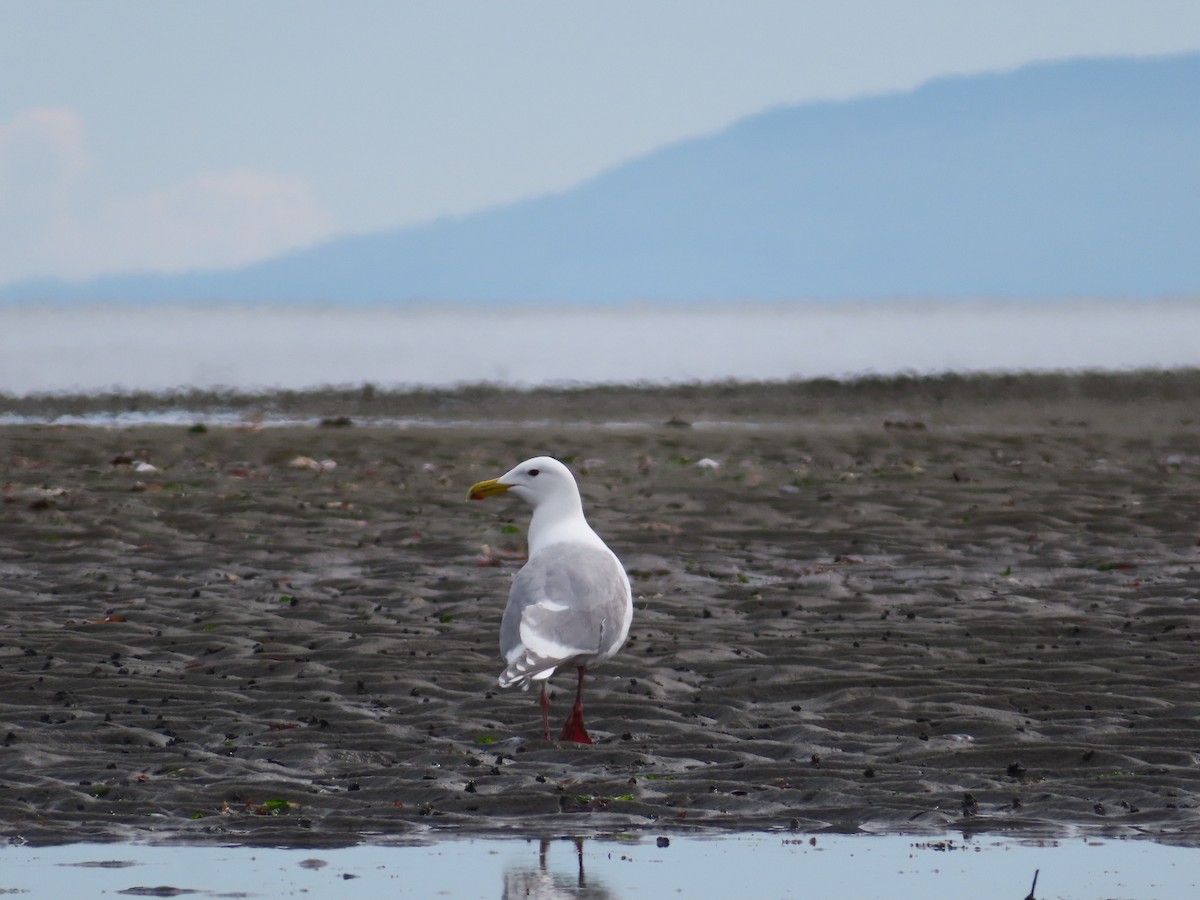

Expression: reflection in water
xmin=503 ymin=837 xmax=613 ymax=899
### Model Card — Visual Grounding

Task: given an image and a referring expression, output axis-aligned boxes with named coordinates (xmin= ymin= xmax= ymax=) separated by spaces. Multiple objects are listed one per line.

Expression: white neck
xmin=526 ymin=493 xmax=605 ymax=556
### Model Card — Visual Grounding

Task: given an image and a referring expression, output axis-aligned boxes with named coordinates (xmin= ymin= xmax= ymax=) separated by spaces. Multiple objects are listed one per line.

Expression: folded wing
xmin=498 ymin=543 xmax=630 ymax=689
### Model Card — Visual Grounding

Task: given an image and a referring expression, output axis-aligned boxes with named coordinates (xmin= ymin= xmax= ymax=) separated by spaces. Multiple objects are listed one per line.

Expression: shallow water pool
xmin=2 ymin=832 xmax=1196 ymax=899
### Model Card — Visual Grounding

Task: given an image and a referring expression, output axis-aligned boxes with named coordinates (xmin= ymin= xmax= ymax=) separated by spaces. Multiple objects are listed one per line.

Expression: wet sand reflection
xmin=503 ymin=838 xmax=613 ymax=899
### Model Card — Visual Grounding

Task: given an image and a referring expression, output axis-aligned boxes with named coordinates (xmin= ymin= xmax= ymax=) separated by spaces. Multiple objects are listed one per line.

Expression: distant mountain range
xmin=5 ymin=53 xmax=1198 ymax=305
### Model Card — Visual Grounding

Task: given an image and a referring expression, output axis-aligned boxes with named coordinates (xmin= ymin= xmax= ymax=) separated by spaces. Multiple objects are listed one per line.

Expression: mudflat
xmin=1 ymin=372 xmax=1198 ymax=847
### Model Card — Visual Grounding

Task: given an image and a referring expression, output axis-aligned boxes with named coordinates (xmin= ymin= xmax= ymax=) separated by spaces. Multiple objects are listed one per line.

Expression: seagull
xmin=467 ymin=456 xmax=633 ymax=743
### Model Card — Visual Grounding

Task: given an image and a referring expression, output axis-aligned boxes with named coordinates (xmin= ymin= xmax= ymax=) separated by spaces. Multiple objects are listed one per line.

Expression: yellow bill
xmin=467 ymin=477 xmax=512 ymax=501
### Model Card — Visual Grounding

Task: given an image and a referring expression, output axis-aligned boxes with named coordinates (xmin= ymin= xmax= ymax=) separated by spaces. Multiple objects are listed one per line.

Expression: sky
xmin=3 ymin=1 xmax=1200 ymax=289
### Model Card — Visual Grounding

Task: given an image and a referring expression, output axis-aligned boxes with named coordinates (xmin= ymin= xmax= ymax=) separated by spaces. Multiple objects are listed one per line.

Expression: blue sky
xmin=3 ymin=0 xmax=1199 ymax=288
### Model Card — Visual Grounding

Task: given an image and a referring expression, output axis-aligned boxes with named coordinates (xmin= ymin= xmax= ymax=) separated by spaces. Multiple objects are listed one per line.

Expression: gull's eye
xmin=528 ymin=468 xmax=540 ymax=477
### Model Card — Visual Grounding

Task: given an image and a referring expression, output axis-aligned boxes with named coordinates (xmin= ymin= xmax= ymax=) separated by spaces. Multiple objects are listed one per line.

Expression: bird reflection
xmin=502 ymin=837 xmax=613 ymax=899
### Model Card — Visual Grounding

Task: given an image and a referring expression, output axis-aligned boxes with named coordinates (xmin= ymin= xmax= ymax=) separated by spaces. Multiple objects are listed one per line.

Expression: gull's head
xmin=466 ymin=456 xmax=579 ymax=509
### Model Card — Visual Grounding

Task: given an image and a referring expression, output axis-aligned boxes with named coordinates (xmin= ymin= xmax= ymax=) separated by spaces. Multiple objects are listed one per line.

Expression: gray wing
xmin=498 ymin=543 xmax=630 ymax=689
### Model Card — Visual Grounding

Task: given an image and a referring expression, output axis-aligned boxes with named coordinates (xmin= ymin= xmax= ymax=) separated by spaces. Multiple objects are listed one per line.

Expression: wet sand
xmin=1 ymin=372 xmax=1199 ymax=847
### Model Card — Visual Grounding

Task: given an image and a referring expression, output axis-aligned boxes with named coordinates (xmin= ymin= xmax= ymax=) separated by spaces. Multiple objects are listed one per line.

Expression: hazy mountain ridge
xmin=5 ymin=53 xmax=1198 ymax=305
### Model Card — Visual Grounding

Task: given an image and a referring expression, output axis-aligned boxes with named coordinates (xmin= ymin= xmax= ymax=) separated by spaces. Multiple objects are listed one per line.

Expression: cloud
xmin=0 ymin=109 xmax=332 ymax=285
xmin=0 ymin=107 xmax=90 ymax=220
xmin=44 ymin=169 xmax=333 ymax=276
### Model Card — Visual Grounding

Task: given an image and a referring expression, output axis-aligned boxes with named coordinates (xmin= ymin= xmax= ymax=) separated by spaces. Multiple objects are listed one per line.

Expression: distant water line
xmin=2 ymin=299 xmax=1198 ymax=395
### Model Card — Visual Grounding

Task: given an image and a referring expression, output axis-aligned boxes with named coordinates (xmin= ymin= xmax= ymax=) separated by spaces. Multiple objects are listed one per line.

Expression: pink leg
xmin=539 ymin=682 xmax=551 ymax=741
xmin=559 ymin=666 xmax=593 ymax=744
